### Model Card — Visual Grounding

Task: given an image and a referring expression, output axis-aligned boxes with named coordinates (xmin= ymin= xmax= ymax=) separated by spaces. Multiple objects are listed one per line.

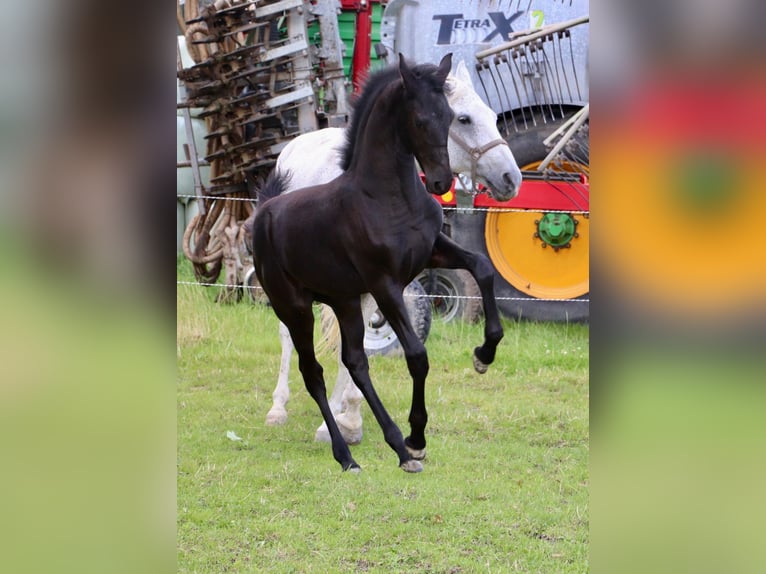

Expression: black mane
xmin=340 ymin=61 xmax=446 ymax=171
xmin=257 ymin=169 xmax=292 ymax=204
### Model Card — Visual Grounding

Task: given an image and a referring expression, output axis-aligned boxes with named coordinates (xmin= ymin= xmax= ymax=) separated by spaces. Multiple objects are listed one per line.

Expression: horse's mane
xmin=340 ymin=61 xmax=450 ymax=171
xmin=257 ymin=169 xmax=292 ymax=204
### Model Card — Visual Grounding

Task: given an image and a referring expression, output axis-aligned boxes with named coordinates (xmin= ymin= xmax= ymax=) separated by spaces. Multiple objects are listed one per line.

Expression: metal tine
xmin=541 ymin=35 xmax=566 ymax=120
xmin=537 ymin=37 xmax=561 ymax=121
xmin=519 ymin=46 xmax=546 ymax=123
xmin=513 ymin=46 xmax=537 ymax=126
xmin=474 ymin=61 xmax=509 ymax=136
xmin=492 ymin=56 xmax=517 ymax=133
xmin=487 ymin=58 xmax=514 ymax=135
xmin=564 ymin=29 xmax=583 ymax=101
xmin=473 ymin=61 xmax=506 ymax=133
xmin=509 ymin=0 xmax=532 ymax=12
xmin=498 ymin=54 xmax=523 ymax=132
xmin=554 ymin=31 xmax=574 ymax=103
xmin=540 ymin=179 xmax=588 ymax=212
xmin=530 ymin=41 xmax=556 ymax=122
xmin=509 ymin=48 xmax=536 ymax=127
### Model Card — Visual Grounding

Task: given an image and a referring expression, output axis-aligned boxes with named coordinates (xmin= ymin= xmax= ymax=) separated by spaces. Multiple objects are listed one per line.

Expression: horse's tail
xmin=316 ymin=304 xmax=341 ymax=357
xmin=257 ymin=169 xmax=292 ymax=204
xmin=316 ymin=295 xmax=378 ymax=357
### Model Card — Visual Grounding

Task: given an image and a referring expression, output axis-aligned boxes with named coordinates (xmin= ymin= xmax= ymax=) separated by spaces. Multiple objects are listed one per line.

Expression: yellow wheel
xmin=484 ymin=160 xmax=589 ymax=300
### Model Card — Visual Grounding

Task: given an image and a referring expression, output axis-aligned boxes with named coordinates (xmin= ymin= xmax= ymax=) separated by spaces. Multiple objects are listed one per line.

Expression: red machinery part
xmin=473 ymin=177 xmax=589 ymax=212
xmin=340 ymin=0 xmax=374 ymax=93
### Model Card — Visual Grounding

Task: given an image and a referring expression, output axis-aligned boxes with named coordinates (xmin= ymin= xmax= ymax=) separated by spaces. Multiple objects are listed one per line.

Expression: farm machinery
xmin=177 ymin=0 xmax=590 ymax=323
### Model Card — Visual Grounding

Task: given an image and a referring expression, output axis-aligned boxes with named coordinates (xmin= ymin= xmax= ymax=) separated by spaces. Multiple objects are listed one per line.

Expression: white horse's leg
xmin=315 ymin=361 xmax=363 ymax=445
xmin=266 ymin=321 xmax=293 ymax=425
xmin=334 ymin=366 xmax=364 ymax=445
xmin=336 ymin=296 xmax=376 ymax=440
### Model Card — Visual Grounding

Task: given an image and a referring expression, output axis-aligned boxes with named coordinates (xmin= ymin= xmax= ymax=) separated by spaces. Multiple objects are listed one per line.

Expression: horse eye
xmin=458 ymin=115 xmax=471 ymax=125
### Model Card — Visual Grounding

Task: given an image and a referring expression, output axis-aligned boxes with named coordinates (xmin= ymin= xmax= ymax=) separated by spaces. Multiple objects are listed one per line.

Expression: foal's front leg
xmin=332 ymin=296 xmax=423 ymax=473
xmin=429 ymin=232 xmax=504 ymax=373
xmin=367 ymin=284 xmax=431 ymax=465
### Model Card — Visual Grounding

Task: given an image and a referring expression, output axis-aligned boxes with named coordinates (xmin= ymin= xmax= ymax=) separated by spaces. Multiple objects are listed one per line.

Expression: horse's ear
xmin=454 ymin=59 xmax=473 ymax=87
xmin=398 ymin=53 xmax=417 ymax=94
xmin=434 ymin=53 xmax=453 ymax=85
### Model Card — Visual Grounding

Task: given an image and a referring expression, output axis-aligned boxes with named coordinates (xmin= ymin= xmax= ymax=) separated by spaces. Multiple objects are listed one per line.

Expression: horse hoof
xmin=266 ymin=407 xmax=287 ymax=426
xmin=336 ymin=414 xmax=363 ymax=446
xmin=339 ymin=426 xmax=363 ymax=446
xmin=472 ymin=352 xmax=489 ymax=374
xmin=400 ymin=460 xmax=424 ymax=473
xmin=346 ymin=465 xmax=362 ymax=474
xmin=314 ymin=421 xmax=363 ymax=445
xmin=406 ymin=445 xmax=426 ymax=460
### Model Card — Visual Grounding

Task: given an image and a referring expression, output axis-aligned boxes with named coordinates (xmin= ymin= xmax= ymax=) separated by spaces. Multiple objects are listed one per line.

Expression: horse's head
xmin=398 ymin=53 xmax=454 ymax=196
xmin=445 ymin=60 xmax=522 ymax=202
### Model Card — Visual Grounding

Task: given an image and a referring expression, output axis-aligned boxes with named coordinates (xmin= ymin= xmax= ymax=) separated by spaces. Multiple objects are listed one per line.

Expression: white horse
xmin=264 ymin=60 xmax=522 ymax=443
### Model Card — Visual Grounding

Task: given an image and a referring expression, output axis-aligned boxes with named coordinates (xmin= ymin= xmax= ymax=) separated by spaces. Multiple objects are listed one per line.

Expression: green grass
xmin=177 ymin=260 xmax=589 ymax=573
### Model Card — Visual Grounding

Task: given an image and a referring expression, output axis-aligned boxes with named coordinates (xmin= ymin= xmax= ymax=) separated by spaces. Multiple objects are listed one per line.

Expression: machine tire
xmin=364 ymin=279 xmax=432 ymax=356
xmin=416 ymin=268 xmax=483 ymax=323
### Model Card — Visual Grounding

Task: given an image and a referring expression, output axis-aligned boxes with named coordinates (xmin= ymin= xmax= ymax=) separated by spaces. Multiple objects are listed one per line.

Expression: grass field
xmin=177 ymin=263 xmax=589 ymax=573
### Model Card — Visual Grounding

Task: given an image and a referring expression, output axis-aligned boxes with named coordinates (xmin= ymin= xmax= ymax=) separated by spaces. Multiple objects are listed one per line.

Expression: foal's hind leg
xmin=430 ymin=233 xmax=504 ymax=373
xmin=331 ymin=297 xmax=422 ymax=473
